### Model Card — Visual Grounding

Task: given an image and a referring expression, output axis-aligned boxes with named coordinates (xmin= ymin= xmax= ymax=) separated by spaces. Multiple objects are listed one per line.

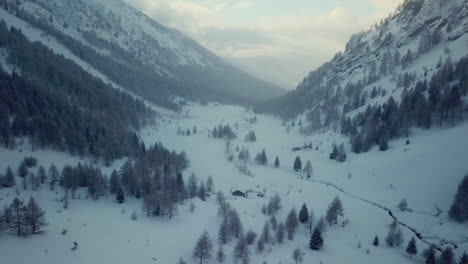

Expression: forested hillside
xmin=0 ymin=0 xmax=283 ymax=107
xmin=257 ymin=0 xmax=468 ymax=153
xmin=0 ymin=20 xmax=152 ymax=163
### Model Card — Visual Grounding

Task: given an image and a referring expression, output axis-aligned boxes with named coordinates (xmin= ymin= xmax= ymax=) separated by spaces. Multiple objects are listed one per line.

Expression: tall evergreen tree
xmin=309 ymin=227 xmax=324 ymax=250
xmin=406 ymin=237 xmax=418 ymax=258
xmin=274 ymin=156 xmax=280 ymax=168
xmin=449 ymin=174 xmax=468 ymax=222
xmin=293 ymin=156 xmax=302 ymax=172
xmin=298 ymin=203 xmax=309 ymax=224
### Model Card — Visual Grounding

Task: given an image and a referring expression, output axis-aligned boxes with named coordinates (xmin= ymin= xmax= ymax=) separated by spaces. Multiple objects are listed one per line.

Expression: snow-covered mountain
xmin=259 ymin=0 xmax=468 ymax=118
xmin=0 ymin=0 xmax=283 ymax=107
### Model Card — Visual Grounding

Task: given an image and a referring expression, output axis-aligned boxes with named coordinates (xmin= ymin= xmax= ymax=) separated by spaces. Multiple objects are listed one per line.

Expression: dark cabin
xmin=232 ymin=190 xmax=245 ymax=197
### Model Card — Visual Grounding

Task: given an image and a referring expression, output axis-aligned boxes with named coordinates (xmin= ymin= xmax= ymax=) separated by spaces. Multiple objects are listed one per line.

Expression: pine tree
xmin=293 ymin=156 xmax=302 ymax=172
xmin=8 ymin=197 xmax=27 ymax=236
xmin=24 ymin=196 xmax=47 ymax=234
xmin=406 ymin=237 xmax=418 ymax=258
xmin=116 ymin=187 xmax=125 ymax=203
xmin=309 ymin=227 xmax=324 ymax=250
xmin=292 ymin=248 xmax=304 ymax=264
xmin=373 ymin=236 xmax=379 ymax=246
xmin=193 ymin=231 xmax=213 ymax=264
xmin=298 ymin=203 xmax=309 ymax=224
xmin=274 ymin=156 xmax=280 ymax=168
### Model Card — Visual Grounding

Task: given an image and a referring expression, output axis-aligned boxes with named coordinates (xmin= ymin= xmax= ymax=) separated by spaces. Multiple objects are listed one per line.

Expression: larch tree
xmin=292 ymin=248 xmax=304 ymax=264
xmin=272 ymin=221 xmax=283 ymax=243
xmin=285 ymin=207 xmax=299 ymax=240
xmin=303 ymin=161 xmax=312 ymax=178
xmin=24 ymin=196 xmax=47 ymax=234
xmin=192 ymin=231 xmax=213 ymax=264
xmin=8 ymin=197 xmax=26 ymax=236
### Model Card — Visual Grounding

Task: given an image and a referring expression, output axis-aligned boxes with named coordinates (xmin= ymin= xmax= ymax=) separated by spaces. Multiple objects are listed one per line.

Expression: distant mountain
xmin=257 ymin=0 xmax=468 ymax=152
xmin=0 ymin=0 xmax=283 ymax=108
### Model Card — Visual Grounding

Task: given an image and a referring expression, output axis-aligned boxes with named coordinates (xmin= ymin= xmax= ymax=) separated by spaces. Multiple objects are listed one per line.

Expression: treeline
xmin=211 ymin=124 xmax=237 ymax=140
xmin=0 ymin=20 xmax=153 ymax=163
xmin=344 ymin=57 xmax=466 ymax=153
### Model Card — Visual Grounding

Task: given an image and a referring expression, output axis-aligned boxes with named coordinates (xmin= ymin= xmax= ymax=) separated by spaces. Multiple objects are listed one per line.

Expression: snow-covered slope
xmin=0 ymin=0 xmax=283 ymax=106
xmin=1 ymin=102 xmax=467 ymax=264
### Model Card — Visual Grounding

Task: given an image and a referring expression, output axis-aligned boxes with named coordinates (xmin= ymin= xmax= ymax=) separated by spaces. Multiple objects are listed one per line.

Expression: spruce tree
xmin=309 ymin=227 xmax=324 ymax=250
xmin=406 ymin=237 xmax=418 ymax=258
xmin=449 ymin=174 xmax=468 ymax=222
xmin=293 ymin=156 xmax=302 ymax=172
xmin=298 ymin=203 xmax=309 ymax=224
xmin=373 ymin=236 xmax=379 ymax=246
xmin=274 ymin=156 xmax=280 ymax=168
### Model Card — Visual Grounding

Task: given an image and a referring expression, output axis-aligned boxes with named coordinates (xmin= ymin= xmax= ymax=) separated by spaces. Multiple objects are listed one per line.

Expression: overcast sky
xmin=123 ymin=0 xmax=402 ymax=90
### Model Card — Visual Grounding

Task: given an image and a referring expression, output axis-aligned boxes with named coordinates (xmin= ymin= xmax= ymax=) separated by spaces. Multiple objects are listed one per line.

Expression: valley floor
xmin=1 ymin=102 xmax=467 ymax=264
